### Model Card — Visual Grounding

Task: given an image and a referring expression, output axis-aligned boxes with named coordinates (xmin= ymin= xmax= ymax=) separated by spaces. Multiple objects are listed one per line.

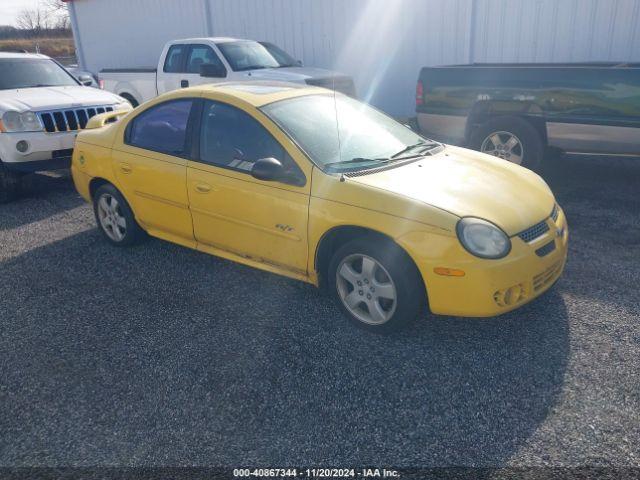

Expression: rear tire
xmin=0 ymin=163 xmax=21 ymax=204
xmin=328 ymin=237 xmax=424 ymax=333
xmin=120 ymin=93 xmax=139 ymax=108
xmin=470 ymin=116 xmax=544 ymax=170
xmin=93 ymin=184 xmax=146 ymax=246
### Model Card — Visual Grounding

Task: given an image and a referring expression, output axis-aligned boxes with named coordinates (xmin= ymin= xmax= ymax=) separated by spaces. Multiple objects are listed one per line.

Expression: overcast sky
xmin=0 ymin=0 xmax=55 ymax=27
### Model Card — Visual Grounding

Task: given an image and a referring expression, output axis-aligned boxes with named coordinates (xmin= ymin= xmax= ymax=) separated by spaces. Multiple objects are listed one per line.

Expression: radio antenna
xmin=330 ymin=36 xmax=342 ymax=169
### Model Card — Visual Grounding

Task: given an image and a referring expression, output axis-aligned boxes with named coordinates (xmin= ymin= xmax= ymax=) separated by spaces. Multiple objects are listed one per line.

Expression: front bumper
xmin=0 ymin=131 xmax=76 ymax=172
xmin=403 ymin=206 xmax=569 ymax=317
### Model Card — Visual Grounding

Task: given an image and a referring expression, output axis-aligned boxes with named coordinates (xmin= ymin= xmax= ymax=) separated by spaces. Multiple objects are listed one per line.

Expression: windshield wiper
xmin=391 ymin=141 xmax=439 ymax=159
xmin=324 ymin=157 xmax=390 ymax=170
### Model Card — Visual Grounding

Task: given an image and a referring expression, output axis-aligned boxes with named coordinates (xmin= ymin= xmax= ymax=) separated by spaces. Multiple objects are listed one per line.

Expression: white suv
xmin=0 ymin=53 xmax=131 ymax=202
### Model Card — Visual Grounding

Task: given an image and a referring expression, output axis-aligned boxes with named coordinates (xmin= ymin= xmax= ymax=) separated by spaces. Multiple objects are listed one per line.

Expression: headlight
xmin=1 ymin=110 xmax=43 ymax=132
xmin=115 ymin=101 xmax=133 ymax=112
xmin=456 ymin=217 xmax=511 ymax=259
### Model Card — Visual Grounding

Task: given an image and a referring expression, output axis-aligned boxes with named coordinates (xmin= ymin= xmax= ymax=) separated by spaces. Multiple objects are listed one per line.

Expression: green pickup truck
xmin=415 ymin=63 xmax=640 ymax=169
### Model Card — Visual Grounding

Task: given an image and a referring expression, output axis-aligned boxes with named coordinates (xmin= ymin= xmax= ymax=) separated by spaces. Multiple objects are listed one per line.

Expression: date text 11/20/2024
xmin=233 ymin=468 xmax=400 ymax=478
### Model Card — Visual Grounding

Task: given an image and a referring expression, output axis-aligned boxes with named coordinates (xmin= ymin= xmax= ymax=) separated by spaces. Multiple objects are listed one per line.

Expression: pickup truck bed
xmin=100 ymin=68 xmax=158 ymax=107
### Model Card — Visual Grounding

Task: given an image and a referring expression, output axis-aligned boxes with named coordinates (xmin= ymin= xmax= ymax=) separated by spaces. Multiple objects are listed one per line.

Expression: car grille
xmin=518 ymin=219 xmax=550 ymax=243
xmin=305 ymin=76 xmax=356 ymax=97
xmin=535 ymin=240 xmax=556 ymax=257
xmin=38 ymin=105 xmax=115 ymax=133
xmin=551 ymin=203 xmax=559 ymax=223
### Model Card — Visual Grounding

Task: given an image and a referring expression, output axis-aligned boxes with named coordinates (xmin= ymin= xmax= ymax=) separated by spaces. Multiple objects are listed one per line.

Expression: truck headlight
xmin=115 ymin=102 xmax=133 ymax=112
xmin=456 ymin=217 xmax=511 ymax=259
xmin=1 ymin=110 xmax=43 ymax=133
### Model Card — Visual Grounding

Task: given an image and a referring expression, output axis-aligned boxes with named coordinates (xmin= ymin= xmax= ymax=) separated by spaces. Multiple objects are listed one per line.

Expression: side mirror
xmin=78 ymin=74 xmax=94 ymax=86
xmin=251 ymin=157 xmax=285 ymax=182
xmin=295 ymin=60 xmax=303 ymax=67
xmin=200 ymin=63 xmax=227 ymax=78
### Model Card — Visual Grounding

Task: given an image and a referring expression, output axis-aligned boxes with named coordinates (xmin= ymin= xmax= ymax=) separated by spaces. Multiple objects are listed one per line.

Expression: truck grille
xmin=38 ymin=106 xmax=115 ymax=133
xmin=305 ymin=77 xmax=356 ymax=97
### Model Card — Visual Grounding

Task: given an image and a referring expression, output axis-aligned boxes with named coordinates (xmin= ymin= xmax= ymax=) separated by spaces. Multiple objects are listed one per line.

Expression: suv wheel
xmin=470 ymin=116 xmax=543 ymax=170
xmin=93 ymin=184 xmax=146 ymax=246
xmin=328 ymin=238 xmax=424 ymax=333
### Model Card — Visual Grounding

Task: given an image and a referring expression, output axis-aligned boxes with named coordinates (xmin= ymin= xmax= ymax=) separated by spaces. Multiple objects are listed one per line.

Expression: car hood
xmin=347 ymin=145 xmax=555 ymax=236
xmin=241 ymin=66 xmax=348 ymax=82
xmin=0 ymin=86 xmax=125 ymax=113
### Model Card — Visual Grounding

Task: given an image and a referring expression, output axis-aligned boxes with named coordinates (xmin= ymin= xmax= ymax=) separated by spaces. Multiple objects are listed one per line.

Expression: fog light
xmin=16 ymin=140 xmax=29 ymax=153
xmin=494 ymin=283 xmax=528 ymax=307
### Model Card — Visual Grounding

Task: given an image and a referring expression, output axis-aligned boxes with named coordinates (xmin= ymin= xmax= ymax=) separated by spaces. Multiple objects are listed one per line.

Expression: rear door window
xmin=127 ymin=99 xmax=193 ymax=156
xmin=163 ymin=45 xmax=188 ymax=73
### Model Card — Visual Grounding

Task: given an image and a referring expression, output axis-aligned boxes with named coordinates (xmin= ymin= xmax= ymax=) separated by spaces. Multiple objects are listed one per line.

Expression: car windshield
xmin=261 ymin=94 xmax=436 ymax=171
xmin=259 ymin=42 xmax=299 ymax=67
xmin=0 ymin=58 xmax=79 ymax=90
xmin=217 ymin=41 xmax=281 ymax=72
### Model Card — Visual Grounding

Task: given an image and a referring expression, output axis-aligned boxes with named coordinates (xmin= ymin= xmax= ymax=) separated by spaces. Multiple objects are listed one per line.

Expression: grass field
xmin=0 ymin=36 xmax=75 ymax=63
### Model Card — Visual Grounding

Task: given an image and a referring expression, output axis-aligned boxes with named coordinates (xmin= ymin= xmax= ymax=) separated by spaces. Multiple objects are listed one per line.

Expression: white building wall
xmin=69 ymin=0 xmax=640 ymax=116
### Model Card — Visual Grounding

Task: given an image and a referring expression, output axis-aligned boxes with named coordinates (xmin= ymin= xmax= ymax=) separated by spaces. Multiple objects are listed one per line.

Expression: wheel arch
xmin=314 ymin=225 xmax=426 ymax=297
xmin=114 ymin=84 xmax=141 ymax=107
xmin=464 ymin=101 xmax=548 ymax=146
xmin=88 ymin=176 xmax=112 ymax=199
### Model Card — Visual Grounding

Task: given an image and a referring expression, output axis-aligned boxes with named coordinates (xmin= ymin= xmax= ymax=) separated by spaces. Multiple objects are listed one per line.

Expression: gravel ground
xmin=0 ymin=156 xmax=638 ymax=468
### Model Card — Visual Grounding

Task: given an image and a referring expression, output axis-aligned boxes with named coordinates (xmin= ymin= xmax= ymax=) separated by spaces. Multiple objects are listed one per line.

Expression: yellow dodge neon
xmin=71 ymin=82 xmax=568 ymax=332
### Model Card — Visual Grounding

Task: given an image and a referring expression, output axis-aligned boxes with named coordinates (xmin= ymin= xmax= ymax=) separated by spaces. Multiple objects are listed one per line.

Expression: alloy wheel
xmin=335 ymin=254 xmax=397 ymax=325
xmin=480 ymin=131 xmax=524 ymax=164
xmin=97 ymin=193 xmax=127 ymax=242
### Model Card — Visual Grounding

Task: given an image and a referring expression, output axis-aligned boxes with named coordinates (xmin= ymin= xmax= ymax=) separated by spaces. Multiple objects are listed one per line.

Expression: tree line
xmin=1 ymin=0 xmax=71 ymax=39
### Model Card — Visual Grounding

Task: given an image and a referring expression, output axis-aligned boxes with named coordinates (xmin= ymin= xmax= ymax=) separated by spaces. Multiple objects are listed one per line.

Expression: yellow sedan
xmin=71 ymin=82 xmax=568 ymax=332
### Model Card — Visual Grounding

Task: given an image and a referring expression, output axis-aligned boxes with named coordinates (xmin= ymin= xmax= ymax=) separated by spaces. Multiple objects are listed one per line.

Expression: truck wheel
xmin=470 ymin=116 xmax=543 ymax=170
xmin=0 ymin=163 xmax=21 ymax=203
xmin=328 ymin=237 xmax=424 ymax=333
xmin=93 ymin=184 xmax=146 ymax=246
xmin=120 ymin=93 xmax=139 ymax=108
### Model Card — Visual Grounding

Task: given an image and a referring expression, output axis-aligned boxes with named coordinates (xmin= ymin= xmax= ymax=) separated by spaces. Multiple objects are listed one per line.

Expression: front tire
xmin=93 ymin=184 xmax=146 ymax=246
xmin=328 ymin=237 xmax=424 ymax=333
xmin=470 ymin=116 xmax=543 ymax=170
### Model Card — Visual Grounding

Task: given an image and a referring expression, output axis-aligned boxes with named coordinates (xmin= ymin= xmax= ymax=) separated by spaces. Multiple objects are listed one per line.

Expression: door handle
xmin=195 ymin=183 xmax=211 ymax=193
xmin=120 ymin=163 xmax=132 ymax=174
xmin=181 ymin=79 xmax=189 ymax=88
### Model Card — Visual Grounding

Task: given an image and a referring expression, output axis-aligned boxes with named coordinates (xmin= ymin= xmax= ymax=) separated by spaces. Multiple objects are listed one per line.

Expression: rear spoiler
xmin=85 ymin=109 xmax=131 ymax=129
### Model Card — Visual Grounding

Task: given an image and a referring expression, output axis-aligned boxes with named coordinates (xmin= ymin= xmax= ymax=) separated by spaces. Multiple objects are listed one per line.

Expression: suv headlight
xmin=1 ymin=110 xmax=43 ymax=132
xmin=456 ymin=217 xmax=511 ymax=259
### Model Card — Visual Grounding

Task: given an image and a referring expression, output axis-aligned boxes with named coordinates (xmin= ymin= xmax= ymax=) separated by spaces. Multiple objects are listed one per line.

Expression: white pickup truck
xmin=0 ymin=52 xmax=130 ymax=202
xmin=100 ymin=37 xmax=356 ymax=107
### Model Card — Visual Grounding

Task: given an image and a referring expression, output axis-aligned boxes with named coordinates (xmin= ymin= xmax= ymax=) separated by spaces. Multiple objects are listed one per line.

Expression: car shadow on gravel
xmin=0 ymin=228 xmax=569 ymax=467
xmin=0 ymin=171 xmax=84 ymax=231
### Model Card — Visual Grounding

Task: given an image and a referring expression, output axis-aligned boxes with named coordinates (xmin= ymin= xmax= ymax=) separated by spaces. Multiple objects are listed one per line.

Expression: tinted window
xmin=186 ymin=45 xmax=224 ymax=74
xmin=199 ymin=100 xmax=303 ymax=183
xmin=128 ymin=100 xmax=193 ymax=155
xmin=163 ymin=45 xmax=187 ymax=73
